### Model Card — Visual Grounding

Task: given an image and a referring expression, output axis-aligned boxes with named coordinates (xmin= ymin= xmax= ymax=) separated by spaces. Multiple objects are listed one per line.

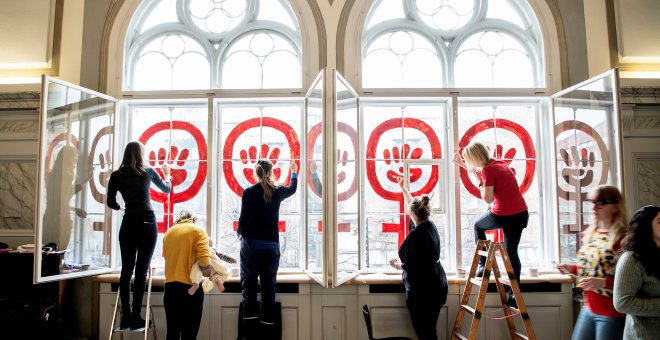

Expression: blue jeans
xmin=572 ymin=307 xmax=625 ymax=340
xmin=240 ymin=238 xmax=280 ymax=323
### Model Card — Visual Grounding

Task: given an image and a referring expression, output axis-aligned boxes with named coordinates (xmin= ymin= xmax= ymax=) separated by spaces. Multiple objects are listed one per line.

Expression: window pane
xmin=217 ymin=101 xmax=303 ymax=269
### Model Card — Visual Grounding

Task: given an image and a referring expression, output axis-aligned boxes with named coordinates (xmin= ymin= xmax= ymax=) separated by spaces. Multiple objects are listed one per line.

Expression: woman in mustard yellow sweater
xmin=163 ymin=210 xmax=212 ymax=340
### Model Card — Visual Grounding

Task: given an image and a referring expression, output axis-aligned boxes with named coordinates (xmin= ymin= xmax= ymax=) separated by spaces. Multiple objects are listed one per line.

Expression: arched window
xmin=124 ymin=0 xmax=302 ymax=90
xmin=362 ymin=0 xmax=543 ymax=88
xmin=357 ymin=0 xmax=548 ymax=271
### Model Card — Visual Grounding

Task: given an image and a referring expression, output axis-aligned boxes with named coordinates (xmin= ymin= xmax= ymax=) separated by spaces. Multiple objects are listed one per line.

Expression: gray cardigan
xmin=613 ymin=251 xmax=660 ymax=339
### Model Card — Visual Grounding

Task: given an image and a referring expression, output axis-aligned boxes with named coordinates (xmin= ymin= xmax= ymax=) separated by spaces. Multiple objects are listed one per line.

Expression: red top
xmin=481 ymin=159 xmax=527 ymax=216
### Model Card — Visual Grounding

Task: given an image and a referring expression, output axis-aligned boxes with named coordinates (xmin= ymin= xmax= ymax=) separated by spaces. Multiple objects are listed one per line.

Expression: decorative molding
xmin=631 ymin=152 xmax=660 ymax=210
xmin=605 ymin=0 xmax=660 ymax=73
xmin=99 ymin=0 xmax=125 ymax=92
xmin=0 ymin=92 xmax=40 ymax=110
xmin=0 ymin=0 xmax=63 ymax=77
xmin=336 ymin=0 xmax=357 ymax=75
xmin=308 ymin=0 xmax=327 ymax=69
xmin=545 ymin=0 xmax=570 ymax=89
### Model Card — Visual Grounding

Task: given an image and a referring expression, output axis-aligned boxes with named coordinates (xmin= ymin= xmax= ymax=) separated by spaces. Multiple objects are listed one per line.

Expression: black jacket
xmin=399 ymin=220 xmax=448 ymax=294
xmin=238 ymin=177 xmax=297 ymax=242
xmin=107 ymin=167 xmax=171 ymax=212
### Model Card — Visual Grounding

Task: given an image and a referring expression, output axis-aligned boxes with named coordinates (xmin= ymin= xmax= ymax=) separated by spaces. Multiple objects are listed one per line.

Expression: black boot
xmin=119 ymin=309 xmax=131 ymax=330
xmin=505 ymin=289 xmax=518 ymax=309
xmin=475 ymin=257 xmax=486 ymax=277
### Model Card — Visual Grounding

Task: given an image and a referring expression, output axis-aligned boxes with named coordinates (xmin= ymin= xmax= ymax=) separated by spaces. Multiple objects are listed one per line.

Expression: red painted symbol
xmin=555 ymin=120 xmax=609 ymax=202
xmin=458 ymin=119 xmax=536 ymax=198
xmin=45 ymin=133 xmax=79 ymax=182
xmin=307 ymin=122 xmax=358 ymax=232
xmin=139 ymin=121 xmax=207 ymax=232
xmin=223 ymin=117 xmax=300 ymax=233
xmin=365 ymin=118 xmax=441 ymax=246
xmin=306 ymin=122 xmax=358 ymax=200
xmin=87 ymin=126 xmax=113 ymax=254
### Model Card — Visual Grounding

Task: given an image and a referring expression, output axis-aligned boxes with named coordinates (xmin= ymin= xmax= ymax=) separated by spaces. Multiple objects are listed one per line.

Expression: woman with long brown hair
xmin=107 ymin=141 xmax=171 ymax=330
xmin=557 ymin=185 xmax=628 ymax=340
xmin=237 ymin=159 xmax=298 ymax=327
xmin=614 ymin=205 xmax=660 ymax=339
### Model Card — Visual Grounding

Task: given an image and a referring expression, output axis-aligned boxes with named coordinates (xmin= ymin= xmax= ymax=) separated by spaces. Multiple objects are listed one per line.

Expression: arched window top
xmin=362 ymin=0 xmax=544 ymax=88
xmin=125 ymin=0 xmax=302 ymax=91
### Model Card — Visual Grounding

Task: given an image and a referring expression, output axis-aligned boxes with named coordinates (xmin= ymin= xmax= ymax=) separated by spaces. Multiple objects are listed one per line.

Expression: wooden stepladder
xmin=451 ymin=240 xmax=536 ymax=340
xmin=109 ymin=267 xmax=158 ymax=340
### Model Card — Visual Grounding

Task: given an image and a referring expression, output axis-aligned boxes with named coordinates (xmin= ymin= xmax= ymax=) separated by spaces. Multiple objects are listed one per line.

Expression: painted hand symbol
xmin=383 ymin=143 xmax=423 ymax=183
xmin=149 ymin=146 xmax=190 ymax=186
xmin=560 ymin=146 xmax=595 ymax=187
xmin=240 ymin=144 xmax=281 ymax=184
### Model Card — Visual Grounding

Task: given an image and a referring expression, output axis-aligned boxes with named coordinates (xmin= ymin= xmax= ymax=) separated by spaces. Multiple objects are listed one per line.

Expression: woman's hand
xmin=578 ymin=277 xmax=605 ymax=291
xmin=396 ymin=176 xmax=405 ymax=189
xmin=161 ymin=163 xmax=171 ymax=180
xmin=556 ymin=263 xmax=571 ymax=274
xmin=389 ymin=258 xmax=401 ymax=270
xmin=453 ymin=149 xmax=468 ymax=170
xmin=290 ymin=161 xmax=298 ymax=174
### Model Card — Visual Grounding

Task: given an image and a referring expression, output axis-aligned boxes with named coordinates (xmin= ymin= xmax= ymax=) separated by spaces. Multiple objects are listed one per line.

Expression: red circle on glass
xmin=365 ymin=118 xmax=441 ymax=200
xmin=138 ymin=121 xmax=208 ymax=203
xmin=45 ymin=133 xmax=79 ymax=181
xmin=554 ymin=120 xmax=609 ymax=201
xmin=223 ymin=117 xmax=300 ymax=196
xmin=307 ymin=122 xmax=358 ymax=201
xmin=88 ymin=126 xmax=113 ymax=203
xmin=458 ymin=119 xmax=536 ymax=198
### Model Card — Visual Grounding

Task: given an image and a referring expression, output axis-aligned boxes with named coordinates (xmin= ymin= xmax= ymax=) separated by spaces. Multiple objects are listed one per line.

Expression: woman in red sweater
xmin=557 ymin=185 xmax=628 ymax=340
xmin=459 ymin=142 xmax=529 ymax=307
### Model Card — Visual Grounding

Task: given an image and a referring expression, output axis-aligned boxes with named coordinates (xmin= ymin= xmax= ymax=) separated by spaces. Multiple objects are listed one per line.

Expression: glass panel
xmin=335 ymin=73 xmax=359 ymax=286
xmin=127 ymin=105 xmax=209 ymax=232
xmin=35 ymin=76 xmax=116 ymax=282
xmin=305 ymin=72 xmax=324 ymax=282
xmin=552 ymin=70 xmax=621 ymax=264
xmin=361 ymin=100 xmax=449 ymax=269
xmin=217 ymin=99 xmax=304 ymax=270
xmin=457 ymin=100 xmax=540 ymax=270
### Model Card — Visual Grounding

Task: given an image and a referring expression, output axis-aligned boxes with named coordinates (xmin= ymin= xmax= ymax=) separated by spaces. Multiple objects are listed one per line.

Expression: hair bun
xmin=420 ymin=195 xmax=431 ymax=206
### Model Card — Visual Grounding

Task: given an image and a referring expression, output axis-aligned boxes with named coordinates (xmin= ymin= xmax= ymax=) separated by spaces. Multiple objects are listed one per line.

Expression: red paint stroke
xmin=554 ymin=120 xmax=609 ymax=202
xmin=307 ymin=122 xmax=359 ymax=201
xmin=458 ymin=119 xmax=536 ymax=198
xmin=365 ymin=118 xmax=442 ymax=247
xmin=222 ymin=117 xmax=300 ymax=197
xmin=316 ymin=220 xmax=351 ymax=232
xmin=45 ymin=133 xmax=79 ymax=183
xmin=88 ymin=126 xmax=113 ymax=203
xmin=139 ymin=121 xmax=208 ymax=232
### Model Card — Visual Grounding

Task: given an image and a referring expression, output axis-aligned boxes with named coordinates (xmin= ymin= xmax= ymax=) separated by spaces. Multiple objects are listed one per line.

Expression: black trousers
xmin=164 ymin=282 xmax=204 ymax=340
xmin=118 ymin=211 xmax=157 ymax=316
xmin=406 ymin=287 xmax=445 ymax=340
xmin=240 ymin=239 xmax=280 ymax=322
xmin=474 ymin=210 xmax=529 ymax=281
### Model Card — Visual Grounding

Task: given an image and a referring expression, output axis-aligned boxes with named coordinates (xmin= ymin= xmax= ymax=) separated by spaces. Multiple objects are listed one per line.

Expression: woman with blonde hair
xmin=456 ymin=141 xmax=529 ymax=307
xmin=557 ymin=185 xmax=628 ymax=340
xmin=237 ymin=159 xmax=298 ymax=327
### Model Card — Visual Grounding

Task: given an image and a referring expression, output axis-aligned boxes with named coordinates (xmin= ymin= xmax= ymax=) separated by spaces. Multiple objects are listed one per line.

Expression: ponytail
xmin=255 ymin=160 xmax=276 ymax=202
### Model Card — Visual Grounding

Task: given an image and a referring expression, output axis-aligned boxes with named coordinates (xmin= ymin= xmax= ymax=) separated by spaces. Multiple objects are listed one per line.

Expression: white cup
xmin=231 ymin=268 xmax=240 ymax=277
xmin=456 ymin=268 xmax=466 ymax=278
xmin=529 ymin=267 xmax=539 ymax=277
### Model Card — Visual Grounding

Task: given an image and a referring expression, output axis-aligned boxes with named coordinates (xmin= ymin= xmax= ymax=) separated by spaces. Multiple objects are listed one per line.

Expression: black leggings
xmin=118 ymin=211 xmax=157 ymax=316
xmin=474 ymin=210 xmax=529 ymax=281
xmin=164 ymin=282 xmax=204 ymax=340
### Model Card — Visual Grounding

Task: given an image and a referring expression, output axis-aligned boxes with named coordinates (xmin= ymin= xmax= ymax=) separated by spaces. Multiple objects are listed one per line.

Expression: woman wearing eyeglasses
xmin=237 ymin=159 xmax=298 ymax=327
xmin=557 ymin=185 xmax=628 ymax=340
